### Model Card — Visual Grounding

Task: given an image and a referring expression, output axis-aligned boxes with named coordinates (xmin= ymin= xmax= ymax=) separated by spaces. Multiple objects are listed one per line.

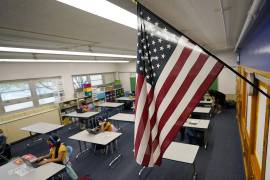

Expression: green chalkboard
xmin=209 ymin=78 xmax=218 ymax=91
xmin=130 ymin=77 xmax=136 ymax=92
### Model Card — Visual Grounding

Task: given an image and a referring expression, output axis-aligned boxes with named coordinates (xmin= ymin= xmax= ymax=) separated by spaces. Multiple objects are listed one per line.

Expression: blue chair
xmin=67 ymin=146 xmax=73 ymax=158
xmin=65 ymin=145 xmax=78 ymax=180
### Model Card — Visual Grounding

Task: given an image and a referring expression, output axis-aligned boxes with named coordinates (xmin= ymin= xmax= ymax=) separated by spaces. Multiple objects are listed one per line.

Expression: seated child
xmin=98 ymin=120 xmax=118 ymax=132
xmin=80 ymin=102 xmax=90 ymax=112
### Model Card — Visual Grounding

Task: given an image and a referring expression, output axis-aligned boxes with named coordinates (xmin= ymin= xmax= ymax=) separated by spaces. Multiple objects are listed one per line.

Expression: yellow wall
xmin=236 ymin=66 xmax=270 ymax=180
xmin=0 ymin=105 xmax=61 ymax=143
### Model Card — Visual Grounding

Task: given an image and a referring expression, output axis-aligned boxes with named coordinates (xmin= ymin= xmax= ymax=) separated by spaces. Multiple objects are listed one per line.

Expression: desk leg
xmin=204 ymin=129 xmax=208 ymax=149
xmin=192 ymin=162 xmax=197 ymax=180
xmin=75 ymin=141 xmax=89 ymax=159
xmin=108 ymin=154 xmax=122 ymax=167
xmin=139 ymin=166 xmax=146 ymax=176
xmin=108 ymin=139 xmax=122 ymax=167
xmin=75 ymin=141 xmax=82 ymax=159
xmin=26 ymin=132 xmax=43 ymax=147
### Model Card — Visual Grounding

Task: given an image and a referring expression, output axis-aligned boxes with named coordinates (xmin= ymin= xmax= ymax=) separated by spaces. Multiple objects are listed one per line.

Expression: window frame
xmin=0 ymin=77 xmax=62 ymax=114
xmin=72 ymin=73 xmax=105 ymax=90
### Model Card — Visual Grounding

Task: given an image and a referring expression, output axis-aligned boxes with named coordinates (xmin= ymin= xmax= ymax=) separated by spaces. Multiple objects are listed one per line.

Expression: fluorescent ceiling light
xmin=0 ymin=47 xmax=136 ymax=59
xmin=0 ymin=59 xmax=129 ymax=63
xmin=57 ymin=0 xmax=137 ymax=29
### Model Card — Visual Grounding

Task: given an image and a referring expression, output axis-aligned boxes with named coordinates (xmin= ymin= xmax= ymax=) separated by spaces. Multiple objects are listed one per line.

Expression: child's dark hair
xmin=48 ymin=135 xmax=61 ymax=158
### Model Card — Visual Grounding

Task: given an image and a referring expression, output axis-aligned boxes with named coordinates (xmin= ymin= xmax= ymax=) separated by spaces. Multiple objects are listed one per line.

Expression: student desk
xmin=116 ymin=97 xmax=135 ymax=101
xmin=116 ymin=97 xmax=135 ymax=110
xmin=21 ymin=122 xmax=64 ymax=146
xmin=64 ymin=111 xmax=100 ymax=128
xmin=198 ymin=100 xmax=213 ymax=106
xmin=69 ymin=130 xmax=122 ymax=166
xmin=0 ymin=161 xmax=65 ymax=180
xmin=108 ymin=113 xmax=135 ymax=128
xmin=96 ymin=102 xmax=124 ymax=108
xmin=192 ymin=107 xmax=212 ymax=119
xmin=96 ymin=102 xmax=124 ymax=117
xmin=139 ymin=142 xmax=199 ymax=180
xmin=183 ymin=118 xmax=210 ymax=149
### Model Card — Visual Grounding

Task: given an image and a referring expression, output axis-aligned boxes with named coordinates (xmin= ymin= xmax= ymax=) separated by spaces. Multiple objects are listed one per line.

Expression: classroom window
xmin=4 ymin=101 xmax=34 ymax=112
xmin=0 ymin=77 xmax=63 ymax=113
xmin=38 ymin=97 xmax=56 ymax=105
xmin=72 ymin=74 xmax=103 ymax=89
xmin=35 ymin=80 xmax=57 ymax=95
xmin=35 ymin=79 xmax=59 ymax=105
xmin=90 ymin=74 xmax=103 ymax=86
xmin=72 ymin=75 xmax=90 ymax=89
xmin=0 ymin=82 xmax=31 ymax=101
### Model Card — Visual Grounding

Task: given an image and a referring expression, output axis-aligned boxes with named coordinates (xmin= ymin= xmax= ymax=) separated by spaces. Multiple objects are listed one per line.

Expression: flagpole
xmin=133 ymin=1 xmax=270 ymax=99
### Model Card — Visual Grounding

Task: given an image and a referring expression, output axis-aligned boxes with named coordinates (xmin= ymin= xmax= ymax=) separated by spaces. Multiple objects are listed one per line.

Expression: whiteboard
xmin=265 ymin=115 xmax=270 ymax=180
xmin=256 ymin=85 xmax=267 ymax=167
xmin=119 ymin=72 xmax=131 ymax=92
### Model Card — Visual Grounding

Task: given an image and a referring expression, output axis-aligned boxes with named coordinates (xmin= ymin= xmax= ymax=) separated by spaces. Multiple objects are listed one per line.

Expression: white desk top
xmin=109 ymin=113 xmax=135 ymax=122
xmin=193 ymin=107 xmax=211 ymax=114
xmin=64 ymin=111 xmax=99 ymax=118
xmin=116 ymin=97 xmax=135 ymax=101
xmin=183 ymin=118 xmax=210 ymax=129
xmin=20 ymin=122 xmax=63 ymax=134
xmin=0 ymin=162 xmax=65 ymax=180
xmin=199 ymin=100 xmax=213 ymax=104
xmin=97 ymin=102 xmax=124 ymax=108
xmin=69 ymin=130 xmax=122 ymax=145
xmin=163 ymin=142 xmax=199 ymax=164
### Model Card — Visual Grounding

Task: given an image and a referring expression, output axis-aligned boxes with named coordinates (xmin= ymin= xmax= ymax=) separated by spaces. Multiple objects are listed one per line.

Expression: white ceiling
xmin=0 ymin=0 xmax=252 ymax=58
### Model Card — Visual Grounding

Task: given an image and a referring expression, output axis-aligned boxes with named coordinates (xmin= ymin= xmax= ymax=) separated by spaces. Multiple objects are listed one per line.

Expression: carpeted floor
xmin=11 ymin=108 xmax=245 ymax=180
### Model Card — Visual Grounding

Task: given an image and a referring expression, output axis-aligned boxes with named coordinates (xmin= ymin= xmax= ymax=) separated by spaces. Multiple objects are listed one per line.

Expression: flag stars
xmin=155 ymin=22 xmax=159 ymax=26
xmin=147 ymin=16 xmax=151 ymax=21
xmin=164 ymin=27 xmax=167 ymax=31
xmin=138 ymin=49 xmax=142 ymax=54
xmin=140 ymin=11 xmax=143 ymax=15
xmin=137 ymin=60 xmax=140 ymax=64
xmin=152 ymin=40 xmax=156 ymax=45
xmin=158 ymin=38 xmax=162 ymax=43
xmin=139 ymin=66 xmax=143 ymax=71
xmin=167 ymin=44 xmax=171 ymax=49
xmin=161 ymin=54 xmax=165 ymax=58
xmin=153 ymin=72 xmax=156 ymax=77
xmin=150 ymin=32 xmax=154 ymax=37
xmin=141 ymin=38 xmax=145 ymax=43
xmin=160 ymin=46 xmax=164 ymax=51
xmin=153 ymin=48 xmax=157 ymax=53
xmin=143 ymin=45 xmax=147 ymax=49
xmin=157 ymin=64 xmax=160 ymax=68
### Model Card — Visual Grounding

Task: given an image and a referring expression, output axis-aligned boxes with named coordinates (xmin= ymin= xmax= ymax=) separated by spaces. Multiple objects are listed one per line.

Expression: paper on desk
xmin=14 ymin=165 xmax=32 ymax=176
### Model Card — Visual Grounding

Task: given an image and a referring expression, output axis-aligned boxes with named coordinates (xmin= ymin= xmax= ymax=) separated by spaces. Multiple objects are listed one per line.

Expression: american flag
xmin=134 ymin=3 xmax=224 ymax=167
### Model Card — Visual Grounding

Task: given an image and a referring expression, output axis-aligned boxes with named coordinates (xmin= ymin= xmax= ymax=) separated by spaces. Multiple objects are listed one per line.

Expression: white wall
xmin=117 ymin=62 xmax=136 ymax=92
xmin=216 ymin=51 xmax=237 ymax=94
xmin=0 ymin=62 xmax=118 ymax=99
xmin=117 ymin=51 xmax=237 ymax=95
